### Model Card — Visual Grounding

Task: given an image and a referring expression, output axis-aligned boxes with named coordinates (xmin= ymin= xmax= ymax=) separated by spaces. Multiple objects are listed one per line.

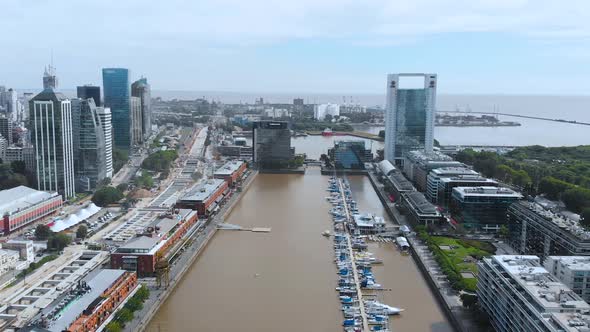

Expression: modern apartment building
xmin=508 ymin=201 xmax=590 ymax=260
xmin=478 ymin=255 xmax=590 ymax=332
xmin=544 ymin=256 xmax=590 ymax=302
xmin=426 ymin=166 xmax=479 ymax=204
xmin=252 ymin=121 xmax=293 ymax=168
xmin=96 ymin=107 xmax=113 ymax=178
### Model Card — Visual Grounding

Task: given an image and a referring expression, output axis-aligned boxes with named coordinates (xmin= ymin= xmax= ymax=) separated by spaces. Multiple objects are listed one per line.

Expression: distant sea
xmin=27 ymin=89 xmax=590 ymax=147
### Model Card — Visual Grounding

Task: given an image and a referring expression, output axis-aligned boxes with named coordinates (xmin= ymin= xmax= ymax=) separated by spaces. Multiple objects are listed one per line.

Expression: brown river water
xmin=147 ymin=170 xmax=452 ymax=332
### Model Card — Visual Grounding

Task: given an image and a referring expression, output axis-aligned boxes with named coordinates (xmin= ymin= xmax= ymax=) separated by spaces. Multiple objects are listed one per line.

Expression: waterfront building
xmin=33 ymin=269 xmax=138 ymax=332
xmin=176 ymin=179 xmax=229 ymax=216
xmin=29 ymin=88 xmax=76 ymax=199
xmin=131 ymin=78 xmax=152 ymax=141
xmin=544 ymin=256 xmax=590 ymax=302
xmin=403 ymin=150 xmax=464 ymax=192
xmin=102 ymin=68 xmax=130 ymax=150
xmin=3 ymin=146 xmax=36 ymax=172
xmin=214 ymin=160 xmax=247 ymax=186
xmin=376 ymin=160 xmax=396 ymax=177
xmin=216 ymin=145 xmax=253 ymax=161
xmin=0 ymin=186 xmax=63 ymax=234
xmin=0 ymin=114 xmax=12 ymax=145
xmin=111 ymin=210 xmax=198 ymax=276
xmin=425 ymin=167 xmax=478 ymax=203
xmin=384 ymin=73 xmax=437 ymax=164
xmin=96 ymin=107 xmax=113 ymax=178
xmin=77 ymin=85 xmax=101 ymax=106
xmin=328 ymin=140 xmax=373 ymax=169
xmin=76 ymin=99 xmax=108 ymax=191
xmin=436 ymin=175 xmax=498 ymax=208
xmin=130 ymin=96 xmax=143 ymax=146
xmin=401 ymin=191 xmax=442 ymax=226
xmin=352 ymin=213 xmax=386 ymax=234
xmin=478 ymin=255 xmax=590 ymax=332
xmin=252 ymin=121 xmax=293 ymax=168
xmin=384 ymin=171 xmax=416 ymax=202
xmin=450 ymin=186 xmax=522 ymax=232
xmin=313 ymin=103 xmax=340 ymax=121
xmin=508 ymin=201 xmax=590 ymax=260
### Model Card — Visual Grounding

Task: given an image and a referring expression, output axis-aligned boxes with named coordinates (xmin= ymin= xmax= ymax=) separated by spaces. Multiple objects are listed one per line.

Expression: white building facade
xmin=544 ymin=256 xmax=590 ymax=303
xmin=97 ymin=107 xmax=113 ymax=178
xmin=478 ymin=255 xmax=590 ymax=332
xmin=313 ymin=103 xmax=340 ymax=121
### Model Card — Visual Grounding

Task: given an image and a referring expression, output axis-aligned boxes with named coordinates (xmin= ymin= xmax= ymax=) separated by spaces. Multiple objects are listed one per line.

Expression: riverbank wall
xmin=366 ymin=171 xmax=465 ymax=332
xmin=134 ymin=171 xmax=258 ymax=332
xmin=259 ymin=168 xmax=305 ymax=174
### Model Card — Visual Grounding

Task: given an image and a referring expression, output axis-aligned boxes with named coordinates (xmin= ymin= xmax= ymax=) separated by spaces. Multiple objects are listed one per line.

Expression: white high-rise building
xmin=544 ymin=256 xmax=590 ymax=303
xmin=29 ymin=89 xmax=76 ymax=199
xmin=384 ymin=73 xmax=436 ymax=163
xmin=97 ymin=107 xmax=113 ymax=178
xmin=313 ymin=103 xmax=340 ymax=121
xmin=478 ymin=255 xmax=590 ymax=332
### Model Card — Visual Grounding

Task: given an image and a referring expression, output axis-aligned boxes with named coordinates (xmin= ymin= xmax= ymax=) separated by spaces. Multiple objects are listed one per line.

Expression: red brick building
xmin=176 ymin=179 xmax=229 ymax=216
xmin=0 ymin=186 xmax=63 ymax=234
xmin=213 ymin=160 xmax=247 ymax=186
xmin=110 ymin=209 xmax=199 ymax=276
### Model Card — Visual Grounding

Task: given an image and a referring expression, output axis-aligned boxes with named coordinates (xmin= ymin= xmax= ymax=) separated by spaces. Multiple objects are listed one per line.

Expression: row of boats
xmin=327 ymin=176 xmax=403 ymax=332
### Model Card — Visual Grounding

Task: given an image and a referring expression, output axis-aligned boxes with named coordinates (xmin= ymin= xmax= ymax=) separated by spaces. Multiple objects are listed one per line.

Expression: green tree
xmin=135 ymin=285 xmax=150 ymax=301
xmin=378 ymin=130 xmax=385 ymax=138
xmin=112 ymin=148 xmax=129 ymax=173
xmin=97 ymin=177 xmax=112 ymax=188
xmin=115 ymin=308 xmax=134 ymax=323
xmin=10 ymin=161 xmax=27 ymax=174
xmin=35 ymin=224 xmax=52 ymax=240
xmin=48 ymin=233 xmax=71 ymax=251
xmin=498 ymin=225 xmax=509 ymax=238
xmin=76 ymin=225 xmax=88 ymax=239
xmin=125 ymin=297 xmax=144 ymax=312
xmin=460 ymin=293 xmax=478 ymax=309
xmin=105 ymin=322 xmax=122 ymax=332
xmin=92 ymin=186 xmax=124 ymax=207
xmin=116 ymin=183 xmax=129 ymax=192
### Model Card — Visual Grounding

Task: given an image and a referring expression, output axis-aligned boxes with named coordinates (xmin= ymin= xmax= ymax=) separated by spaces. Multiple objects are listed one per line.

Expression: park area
xmin=416 ymin=227 xmax=495 ymax=292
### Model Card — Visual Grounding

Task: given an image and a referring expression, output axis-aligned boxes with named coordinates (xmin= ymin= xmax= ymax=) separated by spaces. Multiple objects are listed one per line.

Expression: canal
xmin=147 ymin=170 xmax=452 ymax=331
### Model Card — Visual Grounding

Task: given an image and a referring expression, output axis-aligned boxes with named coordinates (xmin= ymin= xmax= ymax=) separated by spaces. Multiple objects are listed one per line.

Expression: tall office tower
xmin=131 ymin=78 xmax=151 ymax=140
xmin=96 ymin=107 xmax=113 ymax=178
xmin=102 ymin=68 xmax=130 ymax=150
xmin=77 ymin=85 xmax=101 ymax=106
xmin=43 ymin=65 xmax=58 ymax=90
xmin=252 ymin=121 xmax=293 ymax=168
xmin=0 ymin=114 xmax=12 ymax=145
xmin=384 ymin=73 xmax=437 ymax=164
xmin=0 ymin=135 xmax=6 ymax=161
xmin=130 ymin=96 xmax=143 ymax=146
xmin=29 ymin=89 xmax=75 ymax=199
xmin=76 ymin=99 xmax=107 ymax=191
xmin=70 ymin=98 xmax=82 ymax=171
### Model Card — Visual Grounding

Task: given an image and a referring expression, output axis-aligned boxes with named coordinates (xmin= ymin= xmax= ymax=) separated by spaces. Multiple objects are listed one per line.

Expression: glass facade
xmin=102 ymin=68 xmax=130 ymax=150
xmin=450 ymin=188 xmax=521 ymax=232
xmin=77 ymin=85 xmax=101 ymax=106
xmin=252 ymin=121 xmax=292 ymax=167
xmin=77 ymin=99 xmax=107 ymax=190
xmin=131 ymin=78 xmax=151 ymax=141
xmin=328 ymin=141 xmax=372 ymax=169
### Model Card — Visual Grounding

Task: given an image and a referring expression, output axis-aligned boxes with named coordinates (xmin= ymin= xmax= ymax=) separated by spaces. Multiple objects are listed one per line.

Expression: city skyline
xmin=1 ymin=1 xmax=590 ymax=95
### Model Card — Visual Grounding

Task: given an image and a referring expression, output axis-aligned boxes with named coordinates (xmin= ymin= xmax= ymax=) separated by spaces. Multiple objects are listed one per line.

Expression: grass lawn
xmin=430 ymin=236 xmax=494 ymax=292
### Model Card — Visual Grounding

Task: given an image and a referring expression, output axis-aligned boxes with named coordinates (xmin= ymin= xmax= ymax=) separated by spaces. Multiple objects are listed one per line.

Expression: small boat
xmin=322 ymin=230 xmax=331 ymax=237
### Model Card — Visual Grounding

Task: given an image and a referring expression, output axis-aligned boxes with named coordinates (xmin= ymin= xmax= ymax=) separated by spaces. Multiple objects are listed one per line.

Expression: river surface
xmin=148 ymin=170 xmax=452 ymax=331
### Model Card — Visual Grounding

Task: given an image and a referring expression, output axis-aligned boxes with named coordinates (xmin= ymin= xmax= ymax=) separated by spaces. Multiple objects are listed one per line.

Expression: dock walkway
xmin=337 ymin=178 xmax=370 ymax=332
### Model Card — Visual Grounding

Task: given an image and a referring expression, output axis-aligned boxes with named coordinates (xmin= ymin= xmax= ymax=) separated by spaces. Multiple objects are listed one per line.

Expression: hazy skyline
xmin=2 ymin=0 xmax=590 ymax=95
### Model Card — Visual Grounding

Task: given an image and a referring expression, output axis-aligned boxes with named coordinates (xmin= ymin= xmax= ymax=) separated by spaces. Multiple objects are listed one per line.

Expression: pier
xmin=336 ymin=178 xmax=370 ymax=332
xmin=440 ymin=110 xmax=590 ymax=126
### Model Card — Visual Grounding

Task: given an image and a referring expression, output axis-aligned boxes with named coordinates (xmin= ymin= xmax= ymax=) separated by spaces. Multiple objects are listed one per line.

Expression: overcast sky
xmin=2 ymin=0 xmax=590 ymax=95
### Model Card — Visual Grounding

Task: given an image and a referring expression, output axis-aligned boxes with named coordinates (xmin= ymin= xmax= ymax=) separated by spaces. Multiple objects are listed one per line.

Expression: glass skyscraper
xmin=102 ymin=68 xmax=130 ymax=150
xmin=384 ymin=73 xmax=436 ymax=163
xmin=131 ymin=78 xmax=152 ymax=141
xmin=77 ymin=85 xmax=101 ymax=106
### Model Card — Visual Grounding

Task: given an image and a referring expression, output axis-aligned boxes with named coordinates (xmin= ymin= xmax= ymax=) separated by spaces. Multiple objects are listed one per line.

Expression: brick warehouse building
xmin=176 ymin=179 xmax=229 ymax=216
xmin=213 ymin=160 xmax=247 ymax=186
xmin=110 ymin=209 xmax=199 ymax=276
xmin=0 ymin=186 xmax=63 ymax=234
